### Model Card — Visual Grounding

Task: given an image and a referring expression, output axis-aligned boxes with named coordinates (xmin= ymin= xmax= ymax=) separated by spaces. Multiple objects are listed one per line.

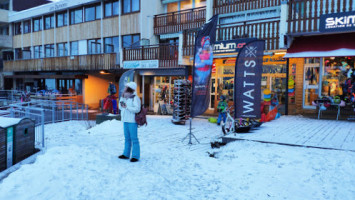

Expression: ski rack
xmin=172 ymin=79 xmax=192 ymax=125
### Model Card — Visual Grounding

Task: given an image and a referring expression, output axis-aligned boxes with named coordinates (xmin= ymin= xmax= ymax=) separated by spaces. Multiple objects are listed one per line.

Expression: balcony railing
xmin=3 ymin=53 xmax=118 ymax=72
xmin=183 ymin=18 xmax=280 ymax=56
xmin=123 ymin=43 xmax=180 ymax=68
xmin=288 ymin=0 xmax=355 ymax=34
xmin=154 ymin=7 xmax=206 ymax=35
xmin=214 ymin=0 xmax=281 ymax=15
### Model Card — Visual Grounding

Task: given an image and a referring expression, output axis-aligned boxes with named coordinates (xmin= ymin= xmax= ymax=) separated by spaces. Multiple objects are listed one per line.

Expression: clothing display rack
xmin=172 ymin=80 xmax=191 ymax=125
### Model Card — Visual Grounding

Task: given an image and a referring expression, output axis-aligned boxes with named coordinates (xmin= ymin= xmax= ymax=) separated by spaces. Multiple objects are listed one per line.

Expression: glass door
xmin=303 ymin=58 xmax=321 ymax=109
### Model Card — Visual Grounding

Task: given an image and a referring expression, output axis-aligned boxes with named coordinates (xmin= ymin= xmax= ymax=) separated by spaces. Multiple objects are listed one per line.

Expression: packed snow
xmin=0 ymin=116 xmax=354 ymax=200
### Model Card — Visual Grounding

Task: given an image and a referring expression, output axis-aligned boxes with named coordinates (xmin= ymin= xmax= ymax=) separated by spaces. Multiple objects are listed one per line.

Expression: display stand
xmin=172 ymin=80 xmax=191 ymax=125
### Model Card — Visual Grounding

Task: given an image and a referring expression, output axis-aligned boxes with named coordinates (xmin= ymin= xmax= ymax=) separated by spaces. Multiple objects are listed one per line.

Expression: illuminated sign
xmin=320 ymin=11 xmax=355 ymax=32
xmin=213 ymin=38 xmax=256 ymax=54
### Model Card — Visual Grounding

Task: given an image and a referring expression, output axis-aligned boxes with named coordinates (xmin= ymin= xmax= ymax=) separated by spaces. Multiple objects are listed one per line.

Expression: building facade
xmin=2 ymin=0 xmax=355 ymax=116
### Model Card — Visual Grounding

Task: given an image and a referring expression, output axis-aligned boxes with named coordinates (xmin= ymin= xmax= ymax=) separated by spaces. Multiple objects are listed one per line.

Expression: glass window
xmin=122 ymin=34 xmax=140 ymax=48
xmin=45 ymin=44 xmax=54 ymax=57
xmin=33 ymin=18 xmax=42 ymax=32
xmin=45 ymin=15 xmax=55 ymax=30
xmin=57 ymin=12 xmax=68 ymax=27
xmin=0 ymin=25 xmax=9 ymax=35
xmin=15 ymin=48 xmax=22 ymax=60
xmin=96 ymin=5 xmax=102 ymax=19
xmin=57 ymin=43 xmax=68 ymax=57
xmin=195 ymin=0 xmax=206 ymax=7
xmin=123 ymin=0 xmax=131 ymax=14
xmin=71 ymin=41 xmax=78 ymax=56
xmin=88 ymin=39 xmax=102 ymax=54
xmin=104 ymin=36 xmax=119 ymax=53
xmin=23 ymin=20 xmax=31 ymax=33
xmin=23 ymin=47 xmax=31 ymax=59
xmin=181 ymin=0 xmax=193 ymax=10
xmin=34 ymin=46 xmax=43 ymax=58
xmin=75 ymin=79 xmax=83 ymax=95
xmin=112 ymin=1 xmax=119 ymax=15
xmin=132 ymin=0 xmax=139 ymax=12
xmin=13 ymin=22 xmax=21 ymax=35
xmin=167 ymin=2 xmax=178 ymax=12
xmin=45 ymin=79 xmax=56 ymax=91
xmin=85 ymin=6 xmax=96 ymax=21
xmin=70 ymin=8 xmax=83 ymax=24
xmin=105 ymin=2 xmax=112 ymax=17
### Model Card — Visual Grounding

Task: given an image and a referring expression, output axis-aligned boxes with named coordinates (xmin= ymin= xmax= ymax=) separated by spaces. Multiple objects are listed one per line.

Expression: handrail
xmin=123 ymin=43 xmax=178 ymax=50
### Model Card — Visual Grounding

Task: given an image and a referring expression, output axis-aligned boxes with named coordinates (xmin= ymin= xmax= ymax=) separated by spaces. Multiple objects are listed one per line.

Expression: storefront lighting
xmin=100 ymin=70 xmax=110 ymax=74
xmin=274 ymin=52 xmax=286 ymax=55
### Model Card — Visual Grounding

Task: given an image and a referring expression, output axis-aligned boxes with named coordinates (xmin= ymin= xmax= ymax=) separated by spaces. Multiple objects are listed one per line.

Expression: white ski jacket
xmin=119 ymin=93 xmax=141 ymax=123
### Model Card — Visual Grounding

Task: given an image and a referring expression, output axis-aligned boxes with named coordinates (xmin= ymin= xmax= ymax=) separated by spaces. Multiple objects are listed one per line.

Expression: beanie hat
xmin=126 ymin=82 xmax=137 ymax=91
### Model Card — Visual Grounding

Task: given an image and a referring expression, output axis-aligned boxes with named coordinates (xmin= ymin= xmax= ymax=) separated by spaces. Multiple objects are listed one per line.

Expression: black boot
xmin=130 ymin=158 xmax=139 ymax=162
xmin=217 ymin=123 xmax=220 ymax=126
xmin=118 ymin=155 xmax=129 ymax=159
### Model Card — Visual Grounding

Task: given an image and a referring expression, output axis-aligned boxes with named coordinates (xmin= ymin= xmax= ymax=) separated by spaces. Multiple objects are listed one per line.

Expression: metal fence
xmin=0 ymin=90 xmax=19 ymax=105
xmin=0 ymin=100 xmax=89 ymax=149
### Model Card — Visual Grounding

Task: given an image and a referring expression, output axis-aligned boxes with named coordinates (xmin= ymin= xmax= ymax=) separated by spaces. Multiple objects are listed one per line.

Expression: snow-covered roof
xmin=0 ymin=117 xmax=22 ymax=128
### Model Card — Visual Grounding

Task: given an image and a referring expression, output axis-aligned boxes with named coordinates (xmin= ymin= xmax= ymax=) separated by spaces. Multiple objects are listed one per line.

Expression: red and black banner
xmin=191 ymin=15 xmax=218 ymax=118
xmin=234 ymin=40 xmax=265 ymax=119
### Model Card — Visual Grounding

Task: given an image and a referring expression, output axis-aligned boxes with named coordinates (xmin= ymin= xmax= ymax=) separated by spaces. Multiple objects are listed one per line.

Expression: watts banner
xmin=191 ymin=15 xmax=218 ymax=117
xmin=234 ymin=40 xmax=265 ymax=119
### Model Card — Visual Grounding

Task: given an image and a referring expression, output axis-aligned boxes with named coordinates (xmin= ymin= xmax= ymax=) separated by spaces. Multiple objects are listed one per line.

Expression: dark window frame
xmin=70 ymin=41 xmax=79 ymax=56
xmin=34 ymin=45 xmax=43 ymax=58
xmin=85 ymin=3 xmax=101 ymax=22
xmin=122 ymin=0 xmax=140 ymax=15
xmin=44 ymin=15 xmax=55 ymax=30
xmin=33 ymin=17 xmax=43 ymax=32
xmin=122 ymin=34 xmax=140 ymax=48
xmin=104 ymin=36 xmax=119 ymax=53
xmin=70 ymin=7 xmax=83 ymax=25
xmin=57 ymin=43 xmax=69 ymax=57
xmin=87 ymin=38 xmax=102 ymax=54
xmin=13 ymin=22 xmax=22 ymax=35
xmin=57 ymin=12 xmax=68 ymax=27
xmin=104 ymin=0 xmax=119 ymax=18
xmin=45 ymin=44 xmax=55 ymax=57
xmin=23 ymin=20 xmax=31 ymax=34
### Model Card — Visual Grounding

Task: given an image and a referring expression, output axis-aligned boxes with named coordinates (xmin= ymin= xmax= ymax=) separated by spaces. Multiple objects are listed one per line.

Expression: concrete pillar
xmin=178 ymin=33 xmax=183 ymax=65
xmin=206 ymin=0 xmax=214 ymax=22
xmin=279 ymin=0 xmax=288 ymax=49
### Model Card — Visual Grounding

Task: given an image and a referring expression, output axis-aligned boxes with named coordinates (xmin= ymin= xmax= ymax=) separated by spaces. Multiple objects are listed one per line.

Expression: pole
xmin=285 ymin=58 xmax=289 ymax=115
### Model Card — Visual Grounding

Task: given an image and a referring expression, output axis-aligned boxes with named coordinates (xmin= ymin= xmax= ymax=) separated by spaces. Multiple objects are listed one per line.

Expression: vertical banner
xmin=191 ymin=15 xmax=218 ymax=118
xmin=234 ymin=40 xmax=265 ymax=119
xmin=119 ymin=69 xmax=135 ymax=98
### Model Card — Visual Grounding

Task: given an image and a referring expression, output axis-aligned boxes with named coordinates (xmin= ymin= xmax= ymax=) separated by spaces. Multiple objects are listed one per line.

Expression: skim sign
xmin=234 ymin=40 xmax=265 ymax=119
xmin=320 ymin=11 xmax=355 ymax=33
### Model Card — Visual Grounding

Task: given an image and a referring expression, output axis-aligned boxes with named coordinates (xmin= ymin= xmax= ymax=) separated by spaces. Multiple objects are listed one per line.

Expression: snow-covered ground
xmin=0 ymin=116 xmax=354 ymax=200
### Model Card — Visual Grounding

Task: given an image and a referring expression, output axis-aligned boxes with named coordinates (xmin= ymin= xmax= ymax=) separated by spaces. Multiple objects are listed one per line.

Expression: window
xmin=44 ymin=15 xmax=55 ymax=29
xmin=45 ymin=44 xmax=55 ymax=57
xmin=15 ymin=48 xmax=22 ymax=60
xmin=104 ymin=36 xmax=119 ymax=53
xmin=33 ymin=18 xmax=43 ymax=32
xmin=0 ymin=26 xmax=9 ymax=35
xmin=85 ymin=4 xmax=101 ymax=21
xmin=57 ymin=12 xmax=68 ymax=27
xmin=23 ymin=20 xmax=31 ymax=34
xmin=23 ymin=47 xmax=31 ymax=59
xmin=88 ymin=39 xmax=102 ymax=54
xmin=13 ymin=22 xmax=21 ymax=35
xmin=105 ymin=1 xmax=118 ymax=17
xmin=70 ymin=8 xmax=83 ymax=25
xmin=195 ymin=0 xmax=207 ymax=7
xmin=123 ymin=0 xmax=140 ymax=14
xmin=122 ymin=34 xmax=140 ymax=48
xmin=34 ymin=46 xmax=43 ymax=58
xmin=57 ymin=43 xmax=68 ymax=57
xmin=70 ymin=41 xmax=79 ymax=55
xmin=181 ymin=0 xmax=193 ymax=10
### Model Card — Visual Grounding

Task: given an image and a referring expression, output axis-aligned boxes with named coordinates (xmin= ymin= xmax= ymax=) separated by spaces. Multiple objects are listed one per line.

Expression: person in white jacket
xmin=118 ymin=82 xmax=141 ymax=162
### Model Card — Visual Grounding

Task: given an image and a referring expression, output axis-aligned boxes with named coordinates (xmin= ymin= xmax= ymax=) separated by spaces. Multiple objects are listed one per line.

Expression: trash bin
xmin=0 ymin=117 xmax=35 ymax=171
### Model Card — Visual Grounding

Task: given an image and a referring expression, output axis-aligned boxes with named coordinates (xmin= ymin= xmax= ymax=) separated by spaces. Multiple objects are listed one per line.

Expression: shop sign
xmin=49 ymin=2 xmax=68 ymax=12
xmin=214 ymin=38 xmax=256 ymax=54
xmin=123 ymin=60 xmax=159 ymax=69
xmin=320 ymin=11 xmax=355 ymax=33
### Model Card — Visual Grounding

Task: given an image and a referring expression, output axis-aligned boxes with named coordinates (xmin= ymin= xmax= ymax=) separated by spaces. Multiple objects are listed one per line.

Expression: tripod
xmin=182 ymin=117 xmax=200 ymax=145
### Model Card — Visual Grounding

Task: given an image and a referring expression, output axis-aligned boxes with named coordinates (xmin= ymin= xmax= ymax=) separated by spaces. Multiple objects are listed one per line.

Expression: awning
xmin=285 ymin=33 xmax=355 ymax=58
xmin=138 ymin=68 xmax=188 ymax=77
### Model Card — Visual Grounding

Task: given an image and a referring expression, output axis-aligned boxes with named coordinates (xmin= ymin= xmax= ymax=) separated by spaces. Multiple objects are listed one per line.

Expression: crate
xmin=0 ymin=117 xmax=35 ymax=171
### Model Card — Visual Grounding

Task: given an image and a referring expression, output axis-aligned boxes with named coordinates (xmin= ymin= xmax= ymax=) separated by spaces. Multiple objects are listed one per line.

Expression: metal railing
xmin=0 ymin=100 xmax=89 ymax=148
xmin=0 ymin=90 xmax=20 ymax=105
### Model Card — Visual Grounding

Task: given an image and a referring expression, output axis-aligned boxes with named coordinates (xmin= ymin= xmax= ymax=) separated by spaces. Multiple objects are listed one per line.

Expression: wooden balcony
xmin=214 ymin=0 xmax=281 ymax=15
xmin=288 ymin=0 xmax=355 ymax=34
xmin=123 ymin=43 xmax=180 ymax=68
xmin=3 ymin=53 xmax=118 ymax=72
xmin=154 ymin=7 xmax=206 ymax=35
xmin=183 ymin=18 xmax=280 ymax=56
